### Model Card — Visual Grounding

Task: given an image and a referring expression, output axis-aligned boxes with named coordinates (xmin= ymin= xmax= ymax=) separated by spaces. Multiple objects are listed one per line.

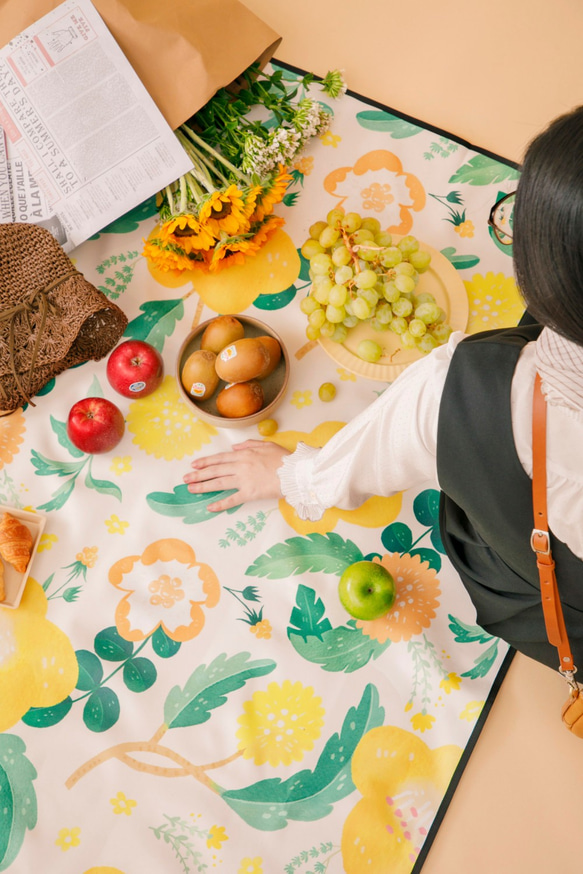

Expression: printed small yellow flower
xmin=206 ymin=825 xmax=228 ymax=849
xmin=439 ymin=672 xmax=462 ymax=694
xmin=55 ymin=827 xmax=81 ymax=851
xmin=404 ymin=700 xmax=413 ymax=712
xmin=454 ymin=219 xmax=475 ymax=238
xmin=110 ymin=791 xmax=137 ymax=816
xmin=291 ymin=390 xmax=312 ymax=409
xmin=250 ymin=618 xmax=272 ymax=639
xmin=320 ymin=131 xmax=341 ymax=147
xmin=105 ymin=515 xmax=129 ymax=535
xmin=237 ymin=680 xmax=325 ymax=766
xmin=37 ymin=532 xmax=58 ymax=552
xmin=460 ymin=700 xmax=484 ymax=722
xmin=293 ymin=156 xmax=314 ymax=176
xmin=238 ymin=857 xmax=263 ymax=874
xmin=110 ymin=456 xmax=132 ymax=475
xmin=76 ymin=546 xmax=98 ymax=568
xmin=411 ymin=712 xmax=436 ymax=733
xmin=337 ymin=367 xmax=357 ymax=381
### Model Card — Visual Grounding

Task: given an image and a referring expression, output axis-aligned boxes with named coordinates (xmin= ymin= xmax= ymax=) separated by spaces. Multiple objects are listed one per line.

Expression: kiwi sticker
xmin=189 ymin=382 xmax=207 ymax=398
xmin=220 ymin=345 xmax=237 ymax=361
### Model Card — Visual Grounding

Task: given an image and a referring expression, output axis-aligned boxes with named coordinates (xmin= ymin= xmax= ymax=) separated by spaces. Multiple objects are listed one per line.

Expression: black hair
xmin=513 ymin=105 xmax=583 ymax=345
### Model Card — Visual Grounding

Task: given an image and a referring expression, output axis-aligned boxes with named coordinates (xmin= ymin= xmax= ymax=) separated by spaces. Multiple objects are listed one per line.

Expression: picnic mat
xmin=0 ymin=61 xmax=523 ymax=874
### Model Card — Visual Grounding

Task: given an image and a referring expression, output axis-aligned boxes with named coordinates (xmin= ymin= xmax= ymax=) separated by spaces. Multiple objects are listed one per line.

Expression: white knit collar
xmin=535 ymin=327 xmax=583 ymax=414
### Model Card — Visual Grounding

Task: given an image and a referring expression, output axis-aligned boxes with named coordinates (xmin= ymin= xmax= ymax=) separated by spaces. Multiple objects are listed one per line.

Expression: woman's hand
xmin=183 ymin=439 xmax=291 ymax=512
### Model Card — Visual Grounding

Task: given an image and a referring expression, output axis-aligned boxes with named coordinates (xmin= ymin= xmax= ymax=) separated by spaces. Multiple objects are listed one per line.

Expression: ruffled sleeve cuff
xmin=276 ymin=442 xmax=326 ymax=521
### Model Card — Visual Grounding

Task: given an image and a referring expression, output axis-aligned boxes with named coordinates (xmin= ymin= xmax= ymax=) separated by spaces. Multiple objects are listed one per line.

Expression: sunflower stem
xmin=180 ymin=124 xmax=250 ymax=183
xmin=164 ymin=185 xmax=175 ymax=214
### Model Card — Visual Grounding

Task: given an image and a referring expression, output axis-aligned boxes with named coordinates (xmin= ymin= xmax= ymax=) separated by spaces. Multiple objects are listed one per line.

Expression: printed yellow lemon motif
xmin=269 ymin=423 xmax=401 ymax=534
xmin=341 ymin=725 xmax=461 ymax=873
xmin=464 ymin=271 xmax=525 ymax=333
xmin=146 ymin=229 xmax=300 ymax=313
xmin=0 ymin=578 xmax=78 ymax=731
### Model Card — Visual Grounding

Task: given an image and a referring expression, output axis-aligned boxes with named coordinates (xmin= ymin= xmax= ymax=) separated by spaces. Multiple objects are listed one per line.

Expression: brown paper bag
xmin=0 ymin=0 xmax=281 ymax=130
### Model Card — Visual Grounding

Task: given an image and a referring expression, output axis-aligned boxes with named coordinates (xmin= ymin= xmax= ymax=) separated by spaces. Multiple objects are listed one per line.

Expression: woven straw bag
xmin=0 ymin=223 xmax=128 ymax=415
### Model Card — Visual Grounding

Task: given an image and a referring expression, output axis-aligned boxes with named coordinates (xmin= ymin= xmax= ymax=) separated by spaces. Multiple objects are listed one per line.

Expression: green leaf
xmin=20 ymin=697 xmax=73 ymax=728
xmin=253 ymin=286 xmax=297 ymax=310
xmin=289 ymin=623 xmax=391 ymax=672
xmin=0 ymin=734 xmax=37 ymax=871
xmin=75 ymin=650 xmax=104 ymax=691
xmin=412 ymin=489 xmax=440 ymax=527
xmin=461 ymin=640 xmax=500 ymax=679
xmin=282 ymin=191 xmax=300 ymax=207
xmin=297 ymin=251 xmax=311 ymax=282
xmin=90 ymin=196 xmax=158 ymax=236
xmin=430 ymin=525 xmax=446 ymax=553
xmin=147 ymin=484 xmax=240 ymax=523
xmin=448 ymin=614 xmax=495 ymax=645
xmin=381 ymin=522 xmax=412 ymax=554
xmin=356 ymin=110 xmax=422 ymax=138
xmin=83 ymin=687 xmax=120 ymax=732
xmin=448 ymin=155 xmax=519 ymax=186
xmin=36 ymin=477 xmax=77 ymax=512
xmin=30 ymin=450 xmax=84 ymax=477
xmin=151 ymin=626 xmax=182 ymax=658
xmin=440 ymin=247 xmax=481 ymax=270
xmin=164 ymin=652 xmax=276 ymax=729
xmin=245 ymin=533 xmax=364 ymax=579
xmin=124 ymin=299 xmax=185 ymax=350
xmin=50 ymin=416 xmax=84 ymax=457
xmin=84 ymin=468 xmax=122 ymax=501
xmin=221 ymin=684 xmax=384 ymax=830
xmin=94 ymin=626 xmax=134 ymax=662
xmin=288 ymin=585 xmax=333 ymax=642
xmin=123 ymin=657 xmax=157 ymax=692
xmin=409 ymin=548 xmax=441 ymax=572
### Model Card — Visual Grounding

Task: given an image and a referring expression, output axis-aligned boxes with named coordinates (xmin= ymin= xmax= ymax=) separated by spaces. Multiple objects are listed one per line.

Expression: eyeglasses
xmin=488 ymin=191 xmax=515 ymax=245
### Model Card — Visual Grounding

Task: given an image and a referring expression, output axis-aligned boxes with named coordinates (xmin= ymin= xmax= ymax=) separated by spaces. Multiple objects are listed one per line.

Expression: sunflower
xmin=159 ymin=213 xmax=216 ymax=253
xmin=208 ymin=234 xmax=259 ymax=273
xmin=142 ymin=238 xmax=209 ymax=273
xmin=248 ymin=214 xmax=285 ymax=249
xmin=198 ymin=185 xmax=250 ymax=237
xmin=249 ymin=167 xmax=292 ymax=222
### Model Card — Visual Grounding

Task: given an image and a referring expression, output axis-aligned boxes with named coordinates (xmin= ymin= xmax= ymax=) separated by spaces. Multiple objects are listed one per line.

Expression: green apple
xmin=338 ymin=560 xmax=396 ymax=620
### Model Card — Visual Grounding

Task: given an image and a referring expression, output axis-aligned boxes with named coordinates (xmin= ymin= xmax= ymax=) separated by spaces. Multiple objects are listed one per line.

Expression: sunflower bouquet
xmin=143 ymin=65 xmax=346 ymax=274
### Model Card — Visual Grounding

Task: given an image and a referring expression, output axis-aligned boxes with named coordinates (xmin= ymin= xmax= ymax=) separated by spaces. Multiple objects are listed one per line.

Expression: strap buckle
xmin=530 ymin=527 xmax=550 ymax=555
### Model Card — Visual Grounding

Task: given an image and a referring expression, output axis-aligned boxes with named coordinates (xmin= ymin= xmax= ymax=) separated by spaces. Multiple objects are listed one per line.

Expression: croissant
xmin=0 ymin=560 xmax=4 ymax=602
xmin=0 ymin=513 xmax=33 ymax=574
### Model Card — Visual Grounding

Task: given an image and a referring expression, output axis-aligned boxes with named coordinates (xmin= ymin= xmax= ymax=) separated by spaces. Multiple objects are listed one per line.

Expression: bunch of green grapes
xmin=299 ymin=209 xmax=453 ymax=362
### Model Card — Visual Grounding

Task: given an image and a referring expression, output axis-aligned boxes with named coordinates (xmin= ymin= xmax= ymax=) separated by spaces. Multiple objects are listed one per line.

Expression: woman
xmin=183 ymin=105 xmax=583 ymax=671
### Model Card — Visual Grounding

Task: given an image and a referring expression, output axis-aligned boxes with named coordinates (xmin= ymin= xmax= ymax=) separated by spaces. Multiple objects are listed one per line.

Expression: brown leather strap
xmin=532 ymin=372 xmax=575 ymax=672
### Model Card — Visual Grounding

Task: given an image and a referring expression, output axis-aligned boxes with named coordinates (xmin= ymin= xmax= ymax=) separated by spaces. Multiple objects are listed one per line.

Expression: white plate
xmin=318 ymin=238 xmax=468 ymax=381
xmin=0 ymin=506 xmax=46 ymax=609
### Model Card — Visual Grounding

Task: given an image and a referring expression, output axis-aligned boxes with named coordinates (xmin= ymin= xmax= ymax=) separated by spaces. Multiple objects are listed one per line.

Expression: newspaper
xmin=0 ymin=0 xmax=192 ymax=251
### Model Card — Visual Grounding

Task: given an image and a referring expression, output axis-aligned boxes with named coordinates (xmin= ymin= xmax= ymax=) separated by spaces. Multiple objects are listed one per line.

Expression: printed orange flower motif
xmin=293 ymin=156 xmax=314 ymax=175
xmin=250 ymin=618 xmax=272 ymax=639
xmin=0 ymin=407 xmax=25 ymax=468
xmin=109 ymin=539 xmax=220 ymax=642
xmin=357 ymin=553 xmax=441 ymax=643
xmin=324 ymin=150 xmax=426 ymax=235
xmin=341 ymin=725 xmax=461 ymax=873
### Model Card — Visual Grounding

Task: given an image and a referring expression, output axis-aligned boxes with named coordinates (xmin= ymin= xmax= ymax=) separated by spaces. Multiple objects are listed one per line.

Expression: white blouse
xmin=278 ymin=330 xmax=583 ymax=561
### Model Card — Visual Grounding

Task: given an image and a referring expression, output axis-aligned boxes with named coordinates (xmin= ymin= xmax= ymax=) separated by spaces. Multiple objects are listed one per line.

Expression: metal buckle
xmin=530 ymin=528 xmax=550 ymax=554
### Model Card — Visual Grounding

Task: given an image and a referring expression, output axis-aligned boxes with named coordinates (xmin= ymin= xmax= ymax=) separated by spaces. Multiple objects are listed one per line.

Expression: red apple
xmin=106 ymin=339 xmax=164 ymax=398
xmin=67 ymin=397 xmax=125 ymax=454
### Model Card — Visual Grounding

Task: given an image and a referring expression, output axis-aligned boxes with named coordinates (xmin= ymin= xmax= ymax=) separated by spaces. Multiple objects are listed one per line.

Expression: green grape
xmin=400 ymin=330 xmax=417 ymax=349
xmin=308 ymin=308 xmax=326 ymax=329
xmin=352 ymin=297 xmax=371 ymax=320
xmin=360 ymin=243 xmax=382 ymax=262
xmin=306 ymin=324 xmax=320 ymax=340
xmin=389 ymin=316 xmax=408 ymax=335
xmin=416 ymin=333 xmax=439 ymax=354
xmin=408 ymin=317 xmax=427 ymax=338
xmin=375 ymin=231 xmax=393 ymax=247
xmin=430 ymin=323 xmax=453 ymax=344
xmin=413 ymin=292 xmax=436 ymax=306
xmin=415 ymin=302 xmax=442 ymax=325
xmin=380 ymin=246 xmax=403 ymax=268
xmin=394 ymin=274 xmax=416 ymax=295
xmin=301 ymin=239 xmax=325 ymax=259
xmin=319 ymin=226 xmax=341 ymax=248
xmin=382 ymin=280 xmax=401 ymax=303
xmin=354 ymin=269 xmax=378 ymax=290
xmin=334 ymin=265 xmax=353 ymax=285
xmin=374 ymin=302 xmax=393 ymax=324
xmin=394 ymin=261 xmax=417 ymax=278
xmin=371 ymin=317 xmax=391 ymax=331
xmin=357 ymin=339 xmax=383 ymax=363
xmin=352 ymin=228 xmax=375 ymax=245
xmin=392 ymin=296 xmax=413 ymax=318
xmin=358 ymin=288 xmax=380 ymax=308
xmin=343 ymin=314 xmax=359 ymax=328
xmin=325 ymin=303 xmax=346 ymax=323
xmin=313 ymin=283 xmax=331 ymax=305
xmin=329 ymin=284 xmax=348 ymax=307
xmin=433 ymin=307 xmax=446 ymax=324
xmin=331 ymin=324 xmax=348 ymax=343
xmin=408 ymin=250 xmax=432 ymax=273
xmin=397 ymin=235 xmax=420 ymax=256
xmin=309 ymin=220 xmax=328 ymax=240
xmin=320 ymin=320 xmax=336 ymax=338
xmin=318 ymin=382 xmax=337 ymax=401
xmin=257 ymin=418 xmax=278 ymax=436
xmin=310 ymin=253 xmax=333 ymax=275
xmin=327 ymin=208 xmax=345 ymax=226
xmin=300 ymin=295 xmax=321 ymax=315
xmin=341 ymin=212 xmax=362 ymax=233
xmin=361 ymin=217 xmax=381 ymax=233
xmin=332 ymin=245 xmax=352 ymax=267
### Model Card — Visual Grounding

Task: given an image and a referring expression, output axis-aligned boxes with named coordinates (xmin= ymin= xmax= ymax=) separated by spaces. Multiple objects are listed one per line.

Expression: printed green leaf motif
xmin=90 ymin=195 xmax=158 ymax=236
xmin=413 ymin=489 xmax=440 ymax=527
xmin=30 ymin=450 xmax=84 ymax=478
xmin=356 ymin=110 xmax=422 ymax=138
xmin=151 ymin=626 xmax=182 ymax=658
xmin=94 ymin=626 xmax=134 ymax=662
xmin=164 ymin=652 xmax=276 ymax=729
xmin=288 ymin=585 xmax=333 ymax=642
xmin=245 ymin=533 xmax=364 ymax=579
xmin=50 ymin=415 xmax=84 ymax=457
xmin=84 ymin=468 xmax=122 ymax=501
xmin=448 ymin=615 xmax=495 ymax=645
xmin=297 ymin=251 xmax=311 ymax=281
xmin=0 ymin=734 xmax=37 ymax=871
xmin=123 ymin=657 xmax=157 ymax=692
xmin=381 ymin=522 xmax=412 ymax=554
xmin=147 ymin=484 xmax=240 ymax=522
xmin=75 ymin=650 xmax=104 ymax=691
xmin=283 ymin=191 xmax=300 ymax=207
xmin=430 ymin=525 xmax=445 ymax=553
xmin=221 ymin=684 xmax=384 ymax=830
xmin=36 ymin=477 xmax=77 ymax=512
xmin=20 ymin=697 xmax=73 ymax=728
xmin=290 ymin=622 xmax=391 ymax=672
xmin=83 ymin=687 xmax=120 ymax=732
xmin=253 ymin=286 xmax=297 ymax=310
xmin=409 ymin=548 xmax=441 ymax=572
xmin=440 ymin=247 xmax=481 ymax=270
xmin=124 ymin=299 xmax=185 ymax=350
xmin=448 ymin=155 xmax=519 ymax=186
xmin=461 ymin=640 xmax=501 ymax=679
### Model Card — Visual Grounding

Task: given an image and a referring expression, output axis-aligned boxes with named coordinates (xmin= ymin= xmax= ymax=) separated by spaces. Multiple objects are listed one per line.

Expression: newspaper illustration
xmin=0 ymin=0 xmax=192 ymax=251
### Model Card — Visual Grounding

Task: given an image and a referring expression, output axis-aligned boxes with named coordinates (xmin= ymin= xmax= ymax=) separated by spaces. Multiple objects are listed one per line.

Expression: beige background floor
xmin=240 ymin=0 xmax=583 ymax=869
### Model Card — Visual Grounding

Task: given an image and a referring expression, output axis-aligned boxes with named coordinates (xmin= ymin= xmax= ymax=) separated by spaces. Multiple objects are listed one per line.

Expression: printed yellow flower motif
xmin=0 ymin=407 xmax=25 ymax=468
xmin=361 ymin=182 xmax=395 ymax=212
xmin=439 ymin=672 xmax=462 ymax=694
xmin=342 ymin=726 xmax=461 ymax=873
xmin=454 ymin=219 xmax=475 ymax=238
xmin=76 ymin=546 xmax=98 ymax=568
xmin=206 ymin=825 xmax=228 ymax=849
xmin=105 ymin=515 xmax=129 ymax=535
xmin=291 ymin=390 xmax=312 ymax=409
xmin=410 ymin=712 xmax=435 ymax=733
xmin=55 ymin=826 xmax=81 ymax=852
xmin=37 ymin=532 xmax=58 ymax=552
xmin=83 ymin=869 xmax=126 ymax=874
xmin=320 ymin=131 xmax=341 ymax=147
xmin=337 ymin=367 xmax=357 ymax=381
xmin=250 ymin=618 xmax=272 ymax=639
xmin=110 ymin=455 xmax=132 ymax=475
xmin=357 ymin=553 xmax=441 ymax=643
xmin=0 ymin=578 xmax=78 ymax=731
xmin=198 ymin=185 xmax=250 ymax=237
xmin=460 ymin=700 xmax=484 ymax=722
xmin=110 ymin=791 xmax=137 ymax=816
xmin=109 ymin=539 xmax=220 ymax=643
xmin=237 ymin=680 xmax=325 ymax=766
xmin=126 ymin=375 xmax=217 ymax=460
xmin=238 ymin=858 xmax=263 ymax=874
xmin=464 ymin=271 xmax=525 ymax=333
xmin=293 ymin=156 xmax=314 ymax=175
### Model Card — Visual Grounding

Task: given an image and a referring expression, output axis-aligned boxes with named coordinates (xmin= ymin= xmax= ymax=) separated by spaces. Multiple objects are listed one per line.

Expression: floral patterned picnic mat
xmin=0 ymin=62 xmax=523 ymax=874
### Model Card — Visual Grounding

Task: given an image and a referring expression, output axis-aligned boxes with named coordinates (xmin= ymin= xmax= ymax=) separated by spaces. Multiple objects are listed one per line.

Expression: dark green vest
xmin=437 ymin=325 xmax=583 ymax=670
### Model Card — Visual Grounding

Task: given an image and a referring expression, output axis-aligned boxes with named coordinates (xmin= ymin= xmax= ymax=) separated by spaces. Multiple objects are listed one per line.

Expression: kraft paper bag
xmin=0 ymin=0 xmax=282 ymax=130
